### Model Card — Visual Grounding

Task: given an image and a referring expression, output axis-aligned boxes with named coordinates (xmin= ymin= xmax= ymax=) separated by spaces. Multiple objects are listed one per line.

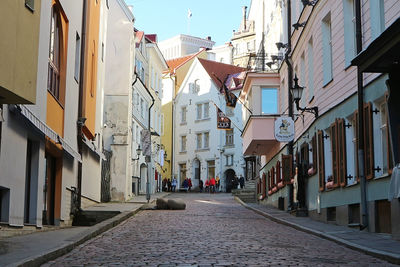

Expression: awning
xmin=19 ymin=105 xmax=82 ymax=162
xmin=351 ymin=17 xmax=400 ymax=73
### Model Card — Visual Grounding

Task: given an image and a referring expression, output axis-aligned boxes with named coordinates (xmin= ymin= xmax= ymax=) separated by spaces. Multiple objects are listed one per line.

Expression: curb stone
xmin=234 ymin=196 xmax=400 ymax=265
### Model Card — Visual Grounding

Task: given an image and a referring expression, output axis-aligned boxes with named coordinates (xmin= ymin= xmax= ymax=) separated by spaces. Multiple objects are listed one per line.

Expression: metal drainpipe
xmin=169 ymin=74 xmax=176 ymax=181
xmin=76 ymin=0 xmax=87 ymax=211
xmin=285 ymin=0 xmax=294 ymax=211
xmin=143 ymin=80 xmax=154 ymax=202
xmin=355 ymin=0 xmax=368 ymax=230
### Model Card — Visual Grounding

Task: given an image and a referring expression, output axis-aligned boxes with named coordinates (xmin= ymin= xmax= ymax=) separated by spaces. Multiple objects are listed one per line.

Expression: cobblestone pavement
xmin=42 ymin=194 xmax=394 ymax=266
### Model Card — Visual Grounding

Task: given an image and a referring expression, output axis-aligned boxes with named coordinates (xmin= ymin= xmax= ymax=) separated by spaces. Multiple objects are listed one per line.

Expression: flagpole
xmin=187 ymin=8 xmax=192 ymax=34
xmin=210 ymin=100 xmax=244 ymax=135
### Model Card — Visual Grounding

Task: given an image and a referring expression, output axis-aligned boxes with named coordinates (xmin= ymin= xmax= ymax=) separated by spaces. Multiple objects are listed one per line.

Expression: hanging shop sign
xmin=216 ymin=107 xmax=232 ymax=130
xmin=274 ymin=116 xmax=295 ymax=142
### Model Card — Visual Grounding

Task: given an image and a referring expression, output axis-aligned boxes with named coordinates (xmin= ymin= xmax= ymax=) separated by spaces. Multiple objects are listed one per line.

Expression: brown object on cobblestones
xmin=156 ymin=198 xmax=169 ymax=209
xmin=167 ymin=198 xmax=186 ymax=210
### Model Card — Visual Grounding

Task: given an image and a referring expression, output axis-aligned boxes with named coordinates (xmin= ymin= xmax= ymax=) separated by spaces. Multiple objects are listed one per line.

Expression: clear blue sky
xmin=125 ymin=0 xmax=251 ymax=46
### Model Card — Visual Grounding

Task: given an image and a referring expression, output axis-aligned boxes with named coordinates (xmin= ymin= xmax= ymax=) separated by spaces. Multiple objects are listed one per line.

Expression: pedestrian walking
xmin=162 ymin=178 xmax=167 ymax=192
xmin=216 ymin=176 xmax=220 ymax=192
xmin=167 ymin=179 xmax=172 ymax=192
xmin=172 ymin=177 xmax=177 ymax=192
xmin=210 ymin=177 xmax=216 ymax=193
xmin=188 ymin=178 xmax=192 ymax=192
xmin=182 ymin=178 xmax=189 ymax=191
xmin=239 ymin=175 xmax=245 ymax=189
xmin=199 ymin=179 xmax=204 ymax=192
xmin=205 ymin=179 xmax=210 ymax=193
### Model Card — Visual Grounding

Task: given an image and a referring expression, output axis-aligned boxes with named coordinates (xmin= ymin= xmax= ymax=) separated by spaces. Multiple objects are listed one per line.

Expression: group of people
xmin=162 ymin=177 xmax=178 ymax=192
xmin=199 ymin=176 xmax=220 ymax=193
xmin=161 ymin=175 xmax=245 ymax=192
xmin=181 ymin=177 xmax=193 ymax=191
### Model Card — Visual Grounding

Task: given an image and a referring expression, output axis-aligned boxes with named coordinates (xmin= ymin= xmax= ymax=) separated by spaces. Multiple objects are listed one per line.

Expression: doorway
xmin=191 ymin=159 xmax=200 ymax=188
xmin=43 ymin=153 xmax=56 ymax=225
xmin=225 ymin=169 xmax=236 ymax=193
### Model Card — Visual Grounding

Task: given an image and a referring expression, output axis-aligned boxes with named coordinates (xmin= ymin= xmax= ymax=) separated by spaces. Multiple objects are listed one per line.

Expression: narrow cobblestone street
xmin=43 ymin=194 xmax=393 ymax=266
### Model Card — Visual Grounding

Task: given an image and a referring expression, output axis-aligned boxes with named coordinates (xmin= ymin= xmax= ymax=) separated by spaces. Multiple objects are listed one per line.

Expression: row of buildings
xmin=232 ymin=0 xmax=400 ymax=240
xmin=0 ymin=0 xmax=169 ymax=228
xmin=1 ymin=0 xmax=399 ymax=242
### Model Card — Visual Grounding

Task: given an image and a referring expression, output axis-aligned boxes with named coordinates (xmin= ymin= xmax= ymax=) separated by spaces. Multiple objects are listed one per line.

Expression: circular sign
xmin=274 ymin=117 xmax=295 ymax=142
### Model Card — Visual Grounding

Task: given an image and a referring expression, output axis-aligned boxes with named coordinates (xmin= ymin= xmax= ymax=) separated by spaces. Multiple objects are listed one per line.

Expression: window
xmin=196 ymin=103 xmax=203 ymax=120
xmin=226 ymin=155 xmax=233 ymax=166
xmin=101 ymin=42 xmax=104 ymax=62
xmin=193 ymin=79 xmax=200 ymax=94
xmin=330 ymin=119 xmax=347 ymax=188
xmin=136 ymin=125 xmax=139 ymax=143
xmin=181 ymin=135 xmax=187 ymax=152
xmin=300 ymin=53 xmax=306 ymax=106
xmin=179 ymin=164 xmax=187 ymax=182
xmin=364 ymin=102 xmax=374 ymax=179
xmin=379 ymin=101 xmax=393 ymax=174
xmin=132 ymin=122 xmax=135 ymax=142
xmin=311 ymin=134 xmax=317 ymax=175
xmin=276 ymin=161 xmax=282 ymax=185
xmin=307 ymin=38 xmax=314 ymax=101
xmin=317 ymin=130 xmax=325 ymax=191
xmin=370 ymin=0 xmax=385 ymax=40
xmin=25 ymin=0 xmax=34 ymax=12
xmin=196 ymin=133 xmax=202 ymax=149
xmin=203 ymin=102 xmax=209 ymax=118
xmin=261 ymin=88 xmax=278 ymax=114
xmin=181 ymin=106 xmax=187 ymax=123
xmin=140 ymin=98 xmax=144 ymax=118
xmin=74 ymin=33 xmax=81 ymax=82
xmin=48 ymin=5 xmax=62 ymax=100
xmin=322 ymin=13 xmax=333 ymax=85
xmin=226 ymin=129 xmax=234 ymax=145
xmin=204 ymin=132 xmax=209 ymax=148
xmin=282 ymin=154 xmax=293 ymax=184
xmin=207 ymin=161 xmax=215 ymax=179
xmin=343 ymin=0 xmax=356 ymax=67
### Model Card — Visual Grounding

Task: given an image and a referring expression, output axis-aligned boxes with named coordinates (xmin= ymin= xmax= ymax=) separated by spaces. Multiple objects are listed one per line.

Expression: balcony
xmin=242 ymin=115 xmax=280 ymax=156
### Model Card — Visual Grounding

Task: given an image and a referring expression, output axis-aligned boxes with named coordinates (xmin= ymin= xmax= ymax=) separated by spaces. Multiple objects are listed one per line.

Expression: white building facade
xmin=103 ymin=0 xmax=135 ymax=201
xmin=158 ymin=34 xmax=215 ymax=61
xmin=173 ymin=58 xmax=245 ymax=191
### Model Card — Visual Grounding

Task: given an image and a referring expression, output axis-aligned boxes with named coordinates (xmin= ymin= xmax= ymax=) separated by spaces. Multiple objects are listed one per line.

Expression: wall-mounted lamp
xmin=301 ymin=0 xmax=317 ymax=6
xmin=266 ymin=61 xmax=276 ymax=69
xmin=132 ymin=145 xmax=142 ymax=161
xmin=271 ymin=55 xmax=284 ymax=61
xmin=275 ymin=42 xmax=289 ymax=49
xmin=291 ymin=75 xmax=318 ymax=118
xmin=293 ymin=22 xmax=306 ymax=30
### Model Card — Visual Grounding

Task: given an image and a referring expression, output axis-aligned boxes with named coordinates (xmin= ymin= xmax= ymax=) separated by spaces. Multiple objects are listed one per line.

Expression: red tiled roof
xmin=135 ymin=31 xmax=144 ymax=48
xmin=166 ymin=48 xmax=206 ymax=74
xmin=198 ymin=58 xmax=245 ymax=90
xmin=145 ymin=34 xmax=157 ymax=43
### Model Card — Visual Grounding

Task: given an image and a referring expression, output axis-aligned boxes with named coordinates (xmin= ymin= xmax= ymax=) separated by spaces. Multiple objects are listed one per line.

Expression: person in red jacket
xmin=210 ymin=177 xmax=216 ymax=193
xmin=205 ymin=179 xmax=210 ymax=193
xmin=188 ymin=178 xmax=192 ymax=192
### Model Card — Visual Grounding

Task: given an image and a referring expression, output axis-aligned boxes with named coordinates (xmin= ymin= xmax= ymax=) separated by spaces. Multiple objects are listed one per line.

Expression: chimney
xmin=242 ymin=6 xmax=247 ymax=30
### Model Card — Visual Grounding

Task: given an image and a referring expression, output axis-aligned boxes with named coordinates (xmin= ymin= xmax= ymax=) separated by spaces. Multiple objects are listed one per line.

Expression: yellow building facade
xmin=0 ymin=0 xmax=41 ymax=104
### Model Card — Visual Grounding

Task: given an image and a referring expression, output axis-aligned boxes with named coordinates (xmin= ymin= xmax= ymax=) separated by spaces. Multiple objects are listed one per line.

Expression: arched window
xmin=48 ymin=5 xmax=61 ymax=100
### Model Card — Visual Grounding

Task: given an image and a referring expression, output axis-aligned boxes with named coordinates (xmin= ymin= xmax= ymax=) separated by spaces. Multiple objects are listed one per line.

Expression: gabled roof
xmin=135 ymin=31 xmax=144 ymax=48
xmin=145 ymin=34 xmax=157 ymax=43
xmin=165 ymin=48 xmax=206 ymax=74
xmin=198 ymin=58 xmax=245 ymax=90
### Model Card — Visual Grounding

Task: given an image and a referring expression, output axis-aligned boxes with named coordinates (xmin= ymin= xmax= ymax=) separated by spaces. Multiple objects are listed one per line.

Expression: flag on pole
xmin=188 ymin=8 xmax=192 ymax=18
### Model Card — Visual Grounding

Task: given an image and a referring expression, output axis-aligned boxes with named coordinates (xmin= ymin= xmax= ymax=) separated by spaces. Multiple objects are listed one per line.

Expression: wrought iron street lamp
xmin=132 ymin=145 xmax=142 ymax=161
xmin=291 ymin=75 xmax=318 ymax=118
